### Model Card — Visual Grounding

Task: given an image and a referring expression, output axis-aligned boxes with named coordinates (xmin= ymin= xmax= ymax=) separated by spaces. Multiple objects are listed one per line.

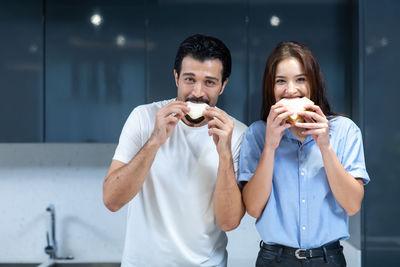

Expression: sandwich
xmin=186 ymin=102 xmax=209 ymax=120
xmin=279 ymin=97 xmax=314 ymax=125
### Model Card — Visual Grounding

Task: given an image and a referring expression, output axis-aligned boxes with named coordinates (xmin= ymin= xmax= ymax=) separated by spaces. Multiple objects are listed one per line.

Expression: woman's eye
xmin=297 ymin=77 xmax=306 ymax=82
xmin=276 ymin=79 xmax=285 ymax=84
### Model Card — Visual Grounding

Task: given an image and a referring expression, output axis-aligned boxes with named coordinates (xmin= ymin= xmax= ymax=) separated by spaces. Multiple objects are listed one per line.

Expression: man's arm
xmin=214 ymin=151 xmax=245 ymax=231
xmin=103 ymin=138 xmax=161 ymax=212
xmin=103 ymin=101 xmax=189 ymax=212
xmin=204 ymin=107 xmax=245 ymax=231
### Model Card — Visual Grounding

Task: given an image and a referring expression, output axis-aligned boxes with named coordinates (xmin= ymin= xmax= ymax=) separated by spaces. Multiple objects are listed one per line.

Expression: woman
xmin=238 ymin=41 xmax=370 ymax=267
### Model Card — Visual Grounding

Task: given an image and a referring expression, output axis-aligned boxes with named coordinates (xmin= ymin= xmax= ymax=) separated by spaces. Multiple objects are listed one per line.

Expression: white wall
xmin=0 ymin=144 xmax=360 ymax=266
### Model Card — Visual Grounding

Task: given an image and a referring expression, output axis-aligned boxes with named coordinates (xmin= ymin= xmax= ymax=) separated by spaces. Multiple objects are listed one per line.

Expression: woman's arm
xmin=297 ymin=106 xmax=364 ymax=216
xmin=242 ymin=146 xmax=275 ymax=218
xmin=320 ymin=146 xmax=364 ymax=215
xmin=242 ymin=103 xmax=292 ymax=218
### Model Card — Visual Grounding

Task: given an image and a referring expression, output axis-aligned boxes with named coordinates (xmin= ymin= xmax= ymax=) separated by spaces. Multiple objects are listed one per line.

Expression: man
xmin=103 ymin=34 xmax=247 ymax=267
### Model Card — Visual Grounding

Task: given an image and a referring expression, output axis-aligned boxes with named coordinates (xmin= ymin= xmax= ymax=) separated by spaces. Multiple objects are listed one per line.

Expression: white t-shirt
xmin=113 ymin=99 xmax=247 ymax=267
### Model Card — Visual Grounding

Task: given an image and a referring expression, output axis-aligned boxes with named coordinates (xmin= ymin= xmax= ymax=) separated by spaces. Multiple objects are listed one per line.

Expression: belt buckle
xmin=295 ymin=248 xmax=309 ymax=260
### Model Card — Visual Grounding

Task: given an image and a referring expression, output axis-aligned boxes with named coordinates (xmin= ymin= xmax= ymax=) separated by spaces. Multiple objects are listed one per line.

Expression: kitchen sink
xmin=44 ymin=264 xmax=119 ymax=267
xmin=38 ymin=263 xmax=120 ymax=267
xmin=0 ymin=262 xmax=119 ymax=267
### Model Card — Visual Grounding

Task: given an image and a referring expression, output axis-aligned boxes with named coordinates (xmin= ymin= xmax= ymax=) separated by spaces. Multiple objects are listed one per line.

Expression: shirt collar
xmin=282 ymin=128 xmax=314 ymax=145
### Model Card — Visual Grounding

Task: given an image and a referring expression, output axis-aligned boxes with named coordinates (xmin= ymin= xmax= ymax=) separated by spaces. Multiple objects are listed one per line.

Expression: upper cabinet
xmin=0 ymin=0 xmax=43 ymax=142
xmin=0 ymin=0 xmax=354 ymax=142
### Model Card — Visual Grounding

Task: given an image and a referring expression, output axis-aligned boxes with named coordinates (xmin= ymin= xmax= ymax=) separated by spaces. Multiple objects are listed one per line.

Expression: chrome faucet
xmin=44 ymin=204 xmax=74 ymax=260
xmin=45 ymin=204 xmax=57 ymax=259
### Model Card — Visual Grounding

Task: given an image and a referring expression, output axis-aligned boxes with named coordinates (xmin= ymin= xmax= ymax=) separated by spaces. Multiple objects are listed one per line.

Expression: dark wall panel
xmin=363 ymin=0 xmax=400 ymax=266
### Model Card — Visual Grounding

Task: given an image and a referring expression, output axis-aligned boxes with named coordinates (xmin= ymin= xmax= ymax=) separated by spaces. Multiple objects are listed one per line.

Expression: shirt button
xmin=301 ymin=172 xmax=305 ymax=176
xmin=302 ymin=199 xmax=306 ymax=203
xmin=302 ymin=226 xmax=306 ymax=231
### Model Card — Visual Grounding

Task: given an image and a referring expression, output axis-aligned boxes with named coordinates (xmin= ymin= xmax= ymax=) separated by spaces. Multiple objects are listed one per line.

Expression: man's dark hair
xmin=174 ymin=34 xmax=232 ymax=84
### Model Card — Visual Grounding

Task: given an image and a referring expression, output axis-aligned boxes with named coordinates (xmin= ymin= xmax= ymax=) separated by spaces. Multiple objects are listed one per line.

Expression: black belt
xmin=260 ymin=241 xmax=342 ymax=260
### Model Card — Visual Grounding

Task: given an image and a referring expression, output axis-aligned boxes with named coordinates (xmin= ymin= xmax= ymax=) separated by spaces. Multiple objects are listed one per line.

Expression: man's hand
xmin=203 ymin=107 xmax=234 ymax=155
xmin=149 ymin=100 xmax=189 ymax=147
xmin=208 ymin=107 xmax=245 ymax=231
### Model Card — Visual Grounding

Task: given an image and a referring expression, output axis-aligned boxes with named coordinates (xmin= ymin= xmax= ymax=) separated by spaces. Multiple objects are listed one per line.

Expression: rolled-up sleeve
xmin=238 ymin=122 xmax=265 ymax=185
xmin=342 ymin=122 xmax=370 ymax=185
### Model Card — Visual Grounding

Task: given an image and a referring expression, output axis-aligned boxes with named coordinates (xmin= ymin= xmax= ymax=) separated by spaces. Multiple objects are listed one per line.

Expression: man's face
xmin=175 ymin=56 xmax=227 ymax=108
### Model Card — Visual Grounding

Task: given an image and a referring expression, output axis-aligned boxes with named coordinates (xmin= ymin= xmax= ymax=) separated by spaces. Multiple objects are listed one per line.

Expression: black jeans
xmin=255 ymin=241 xmax=347 ymax=267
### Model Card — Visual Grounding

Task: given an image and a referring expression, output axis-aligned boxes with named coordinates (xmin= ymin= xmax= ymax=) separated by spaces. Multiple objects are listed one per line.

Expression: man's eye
xmin=185 ymin=77 xmax=194 ymax=82
xmin=206 ymin=80 xmax=215 ymax=86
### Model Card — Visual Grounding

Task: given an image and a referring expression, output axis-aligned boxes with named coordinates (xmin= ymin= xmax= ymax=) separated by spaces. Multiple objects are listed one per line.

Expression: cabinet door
xmin=0 ymin=0 xmax=43 ymax=142
xmin=45 ymin=0 xmax=146 ymax=142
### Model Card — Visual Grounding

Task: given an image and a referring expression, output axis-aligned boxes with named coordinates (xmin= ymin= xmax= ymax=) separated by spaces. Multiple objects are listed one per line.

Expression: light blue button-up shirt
xmin=238 ymin=116 xmax=370 ymax=249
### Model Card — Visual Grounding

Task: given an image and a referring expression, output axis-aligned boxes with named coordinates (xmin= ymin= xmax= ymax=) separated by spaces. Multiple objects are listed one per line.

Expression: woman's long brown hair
xmin=260 ymin=41 xmax=336 ymax=121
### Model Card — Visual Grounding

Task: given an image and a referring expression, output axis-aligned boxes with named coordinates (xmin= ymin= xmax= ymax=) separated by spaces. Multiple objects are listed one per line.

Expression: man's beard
xmin=184 ymin=114 xmax=205 ymax=124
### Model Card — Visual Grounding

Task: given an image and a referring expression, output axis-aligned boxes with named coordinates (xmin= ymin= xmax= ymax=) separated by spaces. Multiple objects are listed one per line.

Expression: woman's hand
xmin=296 ymin=105 xmax=330 ymax=149
xmin=265 ymin=102 xmax=293 ymax=150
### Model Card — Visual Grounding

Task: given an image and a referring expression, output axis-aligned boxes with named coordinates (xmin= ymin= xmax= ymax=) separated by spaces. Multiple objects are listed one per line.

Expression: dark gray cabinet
xmin=45 ymin=0 xmax=146 ymax=142
xmin=0 ymin=0 xmax=354 ymax=143
xmin=0 ymin=0 xmax=43 ymax=142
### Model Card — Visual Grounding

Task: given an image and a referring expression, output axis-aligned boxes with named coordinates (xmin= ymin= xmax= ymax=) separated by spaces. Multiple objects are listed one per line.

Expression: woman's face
xmin=273 ymin=57 xmax=311 ymax=103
